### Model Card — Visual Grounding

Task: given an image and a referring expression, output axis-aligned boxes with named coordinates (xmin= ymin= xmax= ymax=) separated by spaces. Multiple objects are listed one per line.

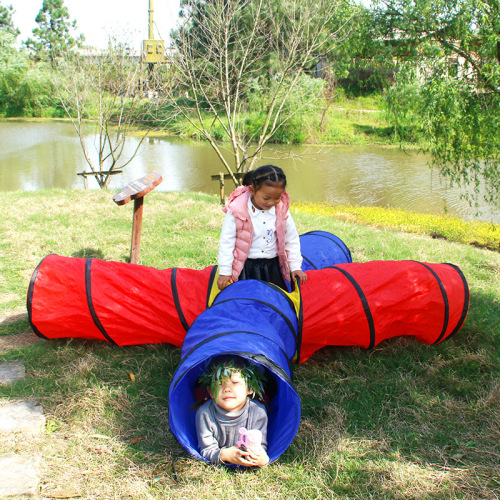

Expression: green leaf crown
xmin=197 ymin=357 xmax=266 ymax=402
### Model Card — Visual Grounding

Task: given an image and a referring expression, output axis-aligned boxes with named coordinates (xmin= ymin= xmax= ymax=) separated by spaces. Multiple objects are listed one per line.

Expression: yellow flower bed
xmin=293 ymin=202 xmax=500 ymax=252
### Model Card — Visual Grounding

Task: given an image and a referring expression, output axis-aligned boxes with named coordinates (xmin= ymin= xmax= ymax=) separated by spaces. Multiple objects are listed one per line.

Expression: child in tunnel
xmin=217 ymin=165 xmax=307 ymax=291
xmin=195 ymin=356 xmax=270 ymax=467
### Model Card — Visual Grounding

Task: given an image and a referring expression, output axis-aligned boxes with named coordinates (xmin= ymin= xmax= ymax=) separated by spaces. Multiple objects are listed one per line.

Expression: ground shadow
xmin=353 ymin=123 xmax=395 ymax=138
xmin=71 ymin=248 xmax=105 ymax=259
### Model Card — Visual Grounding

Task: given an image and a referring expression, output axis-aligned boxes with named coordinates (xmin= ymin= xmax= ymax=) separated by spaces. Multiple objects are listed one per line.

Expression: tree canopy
xmin=0 ymin=2 xmax=19 ymax=37
xmin=56 ymin=44 xmax=148 ymax=188
xmin=161 ymin=0 xmax=352 ymax=182
xmin=25 ymin=0 xmax=84 ymax=65
xmin=374 ymin=0 xmax=500 ymax=209
xmin=0 ymin=3 xmax=54 ymax=117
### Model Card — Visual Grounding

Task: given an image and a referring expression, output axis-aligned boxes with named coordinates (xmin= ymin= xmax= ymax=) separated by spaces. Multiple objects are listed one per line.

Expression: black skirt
xmin=239 ymin=256 xmax=287 ymax=290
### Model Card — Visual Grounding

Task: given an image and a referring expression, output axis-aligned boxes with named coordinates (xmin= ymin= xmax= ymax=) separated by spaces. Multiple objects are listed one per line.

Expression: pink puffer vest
xmin=223 ymin=185 xmax=291 ymax=283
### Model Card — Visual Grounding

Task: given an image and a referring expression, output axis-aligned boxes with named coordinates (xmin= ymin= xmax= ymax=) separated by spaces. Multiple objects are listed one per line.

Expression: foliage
xmin=324 ymin=2 xmax=400 ymax=93
xmin=421 ymin=72 xmax=499 ymax=209
xmin=156 ymin=90 xmax=401 ymax=146
xmin=383 ymin=68 xmax=426 ymax=143
xmin=55 ymin=43 xmax=148 ymax=188
xmin=0 ymin=2 xmax=19 ymax=37
xmin=155 ymin=0 xmax=350 ymax=184
xmin=245 ymin=73 xmax=326 ymax=143
xmin=0 ymin=29 xmax=54 ymax=116
xmin=374 ymin=0 xmax=500 ymax=209
xmin=25 ymin=0 xmax=84 ymax=66
xmin=198 ymin=357 xmax=266 ymax=401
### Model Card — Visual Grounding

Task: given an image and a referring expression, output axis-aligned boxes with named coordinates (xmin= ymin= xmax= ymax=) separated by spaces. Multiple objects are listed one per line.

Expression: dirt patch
xmin=0 ymin=311 xmax=28 ymax=325
xmin=0 ymin=332 xmax=42 ymax=354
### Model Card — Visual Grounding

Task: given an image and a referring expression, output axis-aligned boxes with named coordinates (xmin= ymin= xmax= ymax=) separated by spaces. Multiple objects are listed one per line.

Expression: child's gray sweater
xmin=195 ymin=399 xmax=268 ymax=463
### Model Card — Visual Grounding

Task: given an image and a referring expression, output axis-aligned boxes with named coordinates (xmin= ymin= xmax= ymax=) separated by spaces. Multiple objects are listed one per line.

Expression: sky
xmin=8 ymin=0 xmax=182 ymax=52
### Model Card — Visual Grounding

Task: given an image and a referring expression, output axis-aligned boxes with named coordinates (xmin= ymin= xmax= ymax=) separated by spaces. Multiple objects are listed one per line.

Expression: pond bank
xmin=2 ymin=92 xmax=412 ymax=148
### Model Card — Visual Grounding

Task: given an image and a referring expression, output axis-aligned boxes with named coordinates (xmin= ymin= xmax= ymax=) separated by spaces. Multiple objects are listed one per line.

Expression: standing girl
xmin=217 ymin=165 xmax=307 ymax=290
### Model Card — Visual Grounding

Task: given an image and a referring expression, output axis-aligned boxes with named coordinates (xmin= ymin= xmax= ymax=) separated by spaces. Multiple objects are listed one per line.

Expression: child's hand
xmin=219 ymin=446 xmax=269 ymax=467
xmin=217 ymin=275 xmax=232 ymax=290
xmin=291 ymin=269 xmax=307 ymax=284
xmin=246 ymin=446 xmax=269 ymax=467
xmin=220 ymin=446 xmax=254 ymax=466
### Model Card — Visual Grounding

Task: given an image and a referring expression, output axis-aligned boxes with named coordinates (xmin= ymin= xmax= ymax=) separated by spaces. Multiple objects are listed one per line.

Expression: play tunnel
xmin=26 ymin=233 xmax=469 ymax=463
xmin=299 ymin=230 xmax=352 ymax=271
xmin=26 ymin=234 xmax=469 ymax=361
xmin=168 ymin=279 xmax=301 ymax=463
xmin=27 ymin=230 xmax=351 ymax=346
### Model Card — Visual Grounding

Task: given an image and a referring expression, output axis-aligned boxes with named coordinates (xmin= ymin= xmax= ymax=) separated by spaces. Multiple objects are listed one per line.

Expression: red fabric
xmin=28 ymin=255 xmax=104 ymax=341
xmin=28 ymin=255 xmax=212 ymax=347
xmin=298 ymin=261 xmax=468 ymax=362
xmin=28 ymin=257 xmax=468 ymax=358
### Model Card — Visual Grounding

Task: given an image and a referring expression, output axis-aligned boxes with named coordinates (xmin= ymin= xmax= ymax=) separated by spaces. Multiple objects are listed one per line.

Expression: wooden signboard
xmin=112 ymin=172 xmax=163 ymax=206
xmin=113 ymin=173 xmax=163 ymax=264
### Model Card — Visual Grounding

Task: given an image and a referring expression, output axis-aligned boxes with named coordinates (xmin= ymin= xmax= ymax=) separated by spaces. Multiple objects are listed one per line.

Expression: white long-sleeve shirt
xmin=218 ymin=197 xmax=303 ymax=277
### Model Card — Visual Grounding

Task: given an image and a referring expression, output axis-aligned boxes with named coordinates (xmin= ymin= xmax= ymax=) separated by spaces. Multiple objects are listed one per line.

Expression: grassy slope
xmin=0 ymin=190 xmax=499 ymax=499
xmin=147 ymin=91 xmax=408 ymax=148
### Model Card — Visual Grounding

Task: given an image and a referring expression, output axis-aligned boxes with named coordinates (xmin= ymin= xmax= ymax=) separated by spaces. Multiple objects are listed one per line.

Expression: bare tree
xmin=55 ymin=43 xmax=148 ymax=188
xmin=155 ymin=0 xmax=350 ymax=186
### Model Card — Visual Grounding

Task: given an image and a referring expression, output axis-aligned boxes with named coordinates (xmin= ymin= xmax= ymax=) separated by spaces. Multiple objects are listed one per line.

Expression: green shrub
xmin=0 ymin=44 xmax=54 ymax=117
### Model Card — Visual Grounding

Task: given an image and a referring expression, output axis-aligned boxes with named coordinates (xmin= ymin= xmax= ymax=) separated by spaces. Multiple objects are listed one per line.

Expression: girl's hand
xmin=217 ymin=275 xmax=232 ymax=290
xmin=291 ymin=269 xmax=307 ymax=284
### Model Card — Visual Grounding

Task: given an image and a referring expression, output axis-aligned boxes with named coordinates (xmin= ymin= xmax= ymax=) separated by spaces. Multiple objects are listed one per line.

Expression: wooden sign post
xmin=113 ymin=172 xmax=163 ymax=264
xmin=210 ymin=172 xmax=244 ymax=204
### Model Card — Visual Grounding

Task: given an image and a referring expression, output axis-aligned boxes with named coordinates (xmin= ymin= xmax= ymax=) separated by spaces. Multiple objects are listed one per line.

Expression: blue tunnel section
xmin=169 ymin=279 xmax=301 ymax=464
xmin=300 ymin=230 xmax=352 ymax=271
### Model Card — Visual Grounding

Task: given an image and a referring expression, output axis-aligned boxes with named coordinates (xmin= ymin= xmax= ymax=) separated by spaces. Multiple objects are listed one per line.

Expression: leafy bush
xmin=384 ymin=66 xmax=427 ymax=144
xmin=244 ymin=73 xmax=325 ymax=144
xmin=0 ymin=32 xmax=54 ymax=117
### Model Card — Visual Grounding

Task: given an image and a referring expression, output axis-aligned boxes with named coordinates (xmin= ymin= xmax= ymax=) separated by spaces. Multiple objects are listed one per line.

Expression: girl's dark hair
xmin=242 ymin=165 xmax=287 ymax=191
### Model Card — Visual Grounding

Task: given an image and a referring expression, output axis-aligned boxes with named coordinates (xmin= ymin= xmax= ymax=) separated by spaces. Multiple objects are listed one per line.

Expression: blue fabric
xmin=169 ymin=231 xmax=351 ymax=463
xmin=169 ymin=279 xmax=301 ymax=464
xmin=300 ymin=230 xmax=352 ymax=271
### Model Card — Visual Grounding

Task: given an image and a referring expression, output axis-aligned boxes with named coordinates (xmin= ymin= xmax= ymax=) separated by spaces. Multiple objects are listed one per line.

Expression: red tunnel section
xmin=27 ymin=255 xmax=215 ymax=347
xmin=27 ymin=256 xmax=469 ymax=360
xmin=299 ymin=260 xmax=469 ymax=362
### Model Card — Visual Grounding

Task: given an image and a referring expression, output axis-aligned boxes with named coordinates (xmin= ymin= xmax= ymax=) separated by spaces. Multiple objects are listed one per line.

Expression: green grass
xmin=13 ymin=91 xmax=416 ymax=148
xmin=1 ymin=190 xmax=499 ymax=499
xmin=5 ymin=90 xmax=425 ymax=148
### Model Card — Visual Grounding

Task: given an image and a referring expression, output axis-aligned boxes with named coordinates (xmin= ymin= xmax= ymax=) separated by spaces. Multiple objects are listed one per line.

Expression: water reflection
xmin=0 ymin=120 xmax=497 ymax=223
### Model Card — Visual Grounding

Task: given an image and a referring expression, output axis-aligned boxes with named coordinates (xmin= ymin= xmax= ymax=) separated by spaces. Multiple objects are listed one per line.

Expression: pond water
xmin=0 ymin=120 xmax=497 ymax=223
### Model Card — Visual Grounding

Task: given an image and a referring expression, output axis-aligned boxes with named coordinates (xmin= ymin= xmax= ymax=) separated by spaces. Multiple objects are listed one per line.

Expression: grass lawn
xmin=0 ymin=189 xmax=499 ymax=499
